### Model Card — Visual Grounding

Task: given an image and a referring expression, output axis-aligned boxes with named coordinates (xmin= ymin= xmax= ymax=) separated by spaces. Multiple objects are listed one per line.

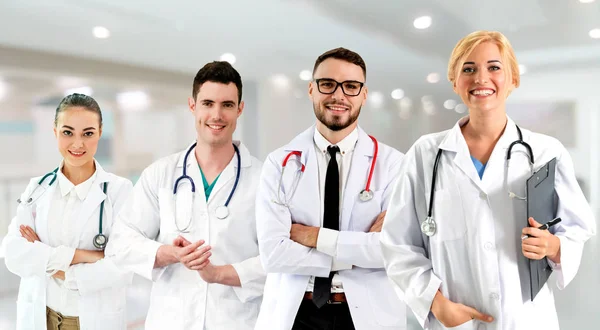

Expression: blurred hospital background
xmin=1 ymin=0 xmax=599 ymax=329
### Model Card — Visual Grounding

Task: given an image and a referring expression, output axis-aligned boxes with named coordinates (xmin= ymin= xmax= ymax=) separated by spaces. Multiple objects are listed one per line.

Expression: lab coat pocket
xmin=16 ymin=300 xmax=35 ymax=329
xmin=158 ymin=188 xmax=183 ymax=238
xmin=431 ymin=188 xmax=467 ymax=242
xmin=447 ymin=319 xmax=475 ymax=329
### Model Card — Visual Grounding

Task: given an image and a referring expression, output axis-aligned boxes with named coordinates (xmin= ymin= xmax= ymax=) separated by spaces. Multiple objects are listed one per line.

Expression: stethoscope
xmin=172 ymin=142 xmax=241 ymax=232
xmin=17 ymin=168 xmax=110 ymax=250
xmin=272 ymin=135 xmax=379 ymax=207
xmin=422 ymin=124 xmax=533 ymax=237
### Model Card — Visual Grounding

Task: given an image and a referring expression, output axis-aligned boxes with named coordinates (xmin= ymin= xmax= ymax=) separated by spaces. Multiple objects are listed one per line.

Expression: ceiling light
xmin=368 ymin=91 xmax=384 ymax=108
xmin=455 ymin=104 xmax=467 ymax=114
xmin=93 ymin=26 xmax=110 ymax=39
xmin=64 ymin=86 xmax=93 ymax=96
xmin=299 ymin=70 xmax=312 ymax=81
xmin=391 ymin=88 xmax=405 ymax=100
xmin=579 ymin=0 xmax=595 ymax=3
xmin=443 ymin=99 xmax=457 ymax=110
xmin=518 ymin=64 xmax=527 ymax=75
xmin=0 ymin=80 xmax=7 ymax=101
xmin=271 ymin=74 xmax=290 ymax=89
xmin=589 ymin=28 xmax=600 ymax=39
xmin=413 ymin=16 xmax=432 ymax=29
xmin=426 ymin=73 xmax=440 ymax=84
xmin=220 ymin=53 xmax=236 ymax=65
xmin=117 ymin=91 xmax=149 ymax=111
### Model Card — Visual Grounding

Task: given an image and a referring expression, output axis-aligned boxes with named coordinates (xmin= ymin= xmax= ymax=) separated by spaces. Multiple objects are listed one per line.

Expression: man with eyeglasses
xmin=254 ymin=47 xmax=407 ymax=330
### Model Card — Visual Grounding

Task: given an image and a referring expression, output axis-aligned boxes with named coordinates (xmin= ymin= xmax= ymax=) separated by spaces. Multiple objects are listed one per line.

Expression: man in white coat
xmin=106 ymin=61 xmax=266 ymax=330
xmin=255 ymin=47 xmax=406 ymax=330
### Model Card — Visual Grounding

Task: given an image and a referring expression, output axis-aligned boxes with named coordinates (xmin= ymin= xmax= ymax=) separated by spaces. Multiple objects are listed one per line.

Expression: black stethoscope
xmin=422 ymin=124 xmax=533 ymax=237
xmin=17 ymin=168 xmax=110 ymax=250
xmin=172 ymin=142 xmax=241 ymax=231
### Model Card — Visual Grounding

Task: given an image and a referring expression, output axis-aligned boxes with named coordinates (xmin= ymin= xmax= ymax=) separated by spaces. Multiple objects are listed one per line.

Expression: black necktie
xmin=312 ymin=145 xmax=340 ymax=308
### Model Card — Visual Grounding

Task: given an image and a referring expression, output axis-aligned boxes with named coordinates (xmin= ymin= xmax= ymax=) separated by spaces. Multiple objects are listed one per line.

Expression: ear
xmin=188 ymin=97 xmax=196 ymax=114
xmin=98 ymin=126 xmax=103 ymax=138
xmin=53 ymin=126 xmax=58 ymax=139
xmin=237 ymin=100 xmax=245 ymax=117
xmin=308 ymin=81 xmax=315 ymax=101
xmin=452 ymin=81 xmax=458 ymax=94
xmin=362 ymin=86 xmax=368 ymax=107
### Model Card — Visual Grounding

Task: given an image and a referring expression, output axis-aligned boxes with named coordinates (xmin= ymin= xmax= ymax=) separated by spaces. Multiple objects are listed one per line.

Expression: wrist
xmin=431 ymin=291 xmax=447 ymax=317
xmin=547 ymin=235 xmax=561 ymax=262
xmin=156 ymin=245 xmax=177 ymax=268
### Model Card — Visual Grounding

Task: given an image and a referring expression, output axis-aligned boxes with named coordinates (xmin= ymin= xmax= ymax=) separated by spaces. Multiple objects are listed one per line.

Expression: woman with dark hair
xmin=2 ymin=93 xmax=133 ymax=330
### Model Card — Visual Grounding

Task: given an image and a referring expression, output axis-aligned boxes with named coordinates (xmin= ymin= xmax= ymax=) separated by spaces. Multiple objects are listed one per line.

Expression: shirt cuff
xmin=64 ymin=266 xmax=79 ymax=290
xmin=317 ymin=228 xmax=339 ymax=257
xmin=46 ymin=246 xmax=76 ymax=275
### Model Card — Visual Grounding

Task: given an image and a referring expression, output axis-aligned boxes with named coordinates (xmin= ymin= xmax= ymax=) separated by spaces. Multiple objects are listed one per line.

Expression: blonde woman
xmin=2 ymin=94 xmax=133 ymax=330
xmin=381 ymin=31 xmax=596 ymax=329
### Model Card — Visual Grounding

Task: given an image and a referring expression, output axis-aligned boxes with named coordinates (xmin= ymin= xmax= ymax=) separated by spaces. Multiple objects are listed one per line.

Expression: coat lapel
xmin=340 ymin=128 xmax=374 ymax=231
xmin=74 ymin=163 xmax=109 ymax=245
xmin=33 ymin=183 xmax=57 ymax=244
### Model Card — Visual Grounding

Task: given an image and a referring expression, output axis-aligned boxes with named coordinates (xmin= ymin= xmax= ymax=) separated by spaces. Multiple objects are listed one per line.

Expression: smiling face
xmin=453 ymin=41 xmax=515 ymax=115
xmin=188 ymin=81 xmax=244 ymax=147
xmin=54 ymin=106 xmax=102 ymax=168
xmin=309 ymin=58 xmax=367 ymax=132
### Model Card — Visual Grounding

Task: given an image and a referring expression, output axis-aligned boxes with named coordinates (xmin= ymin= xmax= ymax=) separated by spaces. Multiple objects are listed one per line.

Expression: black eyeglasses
xmin=314 ymin=78 xmax=365 ymax=97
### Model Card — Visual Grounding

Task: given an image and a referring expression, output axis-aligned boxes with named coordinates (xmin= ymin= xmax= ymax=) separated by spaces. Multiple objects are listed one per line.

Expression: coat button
xmin=484 ymin=242 xmax=493 ymax=250
xmin=479 ymin=192 xmax=487 ymax=199
xmin=490 ymin=292 xmax=500 ymax=300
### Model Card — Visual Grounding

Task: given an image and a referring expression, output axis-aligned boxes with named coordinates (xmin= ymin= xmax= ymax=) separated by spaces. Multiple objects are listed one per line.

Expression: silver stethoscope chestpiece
xmin=359 ymin=189 xmax=374 ymax=202
xmin=93 ymin=234 xmax=108 ymax=249
xmin=421 ymin=216 xmax=436 ymax=237
xmin=215 ymin=205 xmax=229 ymax=219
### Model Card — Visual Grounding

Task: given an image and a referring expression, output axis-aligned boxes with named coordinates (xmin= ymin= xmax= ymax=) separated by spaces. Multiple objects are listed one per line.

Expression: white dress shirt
xmin=306 ymin=127 xmax=357 ymax=293
xmin=45 ymin=168 xmax=98 ymax=317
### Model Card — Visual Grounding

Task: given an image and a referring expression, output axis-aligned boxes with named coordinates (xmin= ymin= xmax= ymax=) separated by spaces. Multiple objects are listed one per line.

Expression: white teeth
xmin=70 ymin=151 xmax=84 ymax=155
xmin=327 ymin=105 xmax=347 ymax=111
xmin=472 ymin=90 xmax=494 ymax=96
xmin=208 ymin=125 xmax=224 ymax=130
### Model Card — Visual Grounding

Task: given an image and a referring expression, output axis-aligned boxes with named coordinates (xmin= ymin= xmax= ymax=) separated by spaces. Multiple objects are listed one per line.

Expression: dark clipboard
xmin=526 ymin=157 xmax=557 ymax=301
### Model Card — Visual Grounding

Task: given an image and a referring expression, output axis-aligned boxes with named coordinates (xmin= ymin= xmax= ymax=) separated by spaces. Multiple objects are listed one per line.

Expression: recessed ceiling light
xmin=220 ymin=53 xmax=236 ymax=65
xmin=368 ymin=91 xmax=384 ymax=108
xmin=426 ymin=73 xmax=440 ymax=83
xmin=589 ymin=28 xmax=600 ymax=39
xmin=271 ymin=74 xmax=290 ymax=89
xmin=0 ymin=79 xmax=7 ymax=101
xmin=413 ymin=16 xmax=432 ymax=29
xmin=391 ymin=88 xmax=405 ymax=100
xmin=579 ymin=0 xmax=595 ymax=3
xmin=518 ymin=64 xmax=527 ymax=75
xmin=93 ymin=26 xmax=110 ymax=39
xmin=443 ymin=99 xmax=457 ymax=110
xmin=299 ymin=70 xmax=312 ymax=81
xmin=64 ymin=86 xmax=93 ymax=96
xmin=117 ymin=91 xmax=149 ymax=111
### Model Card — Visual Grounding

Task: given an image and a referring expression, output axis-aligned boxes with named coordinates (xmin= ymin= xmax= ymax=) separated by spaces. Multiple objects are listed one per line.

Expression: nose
xmin=331 ymin=83 xmax=347 ymax=101
xmin=474 ymin=69 xmax=489 ymax=84
xmin=72 ymin=137 xmax=84 ymax=148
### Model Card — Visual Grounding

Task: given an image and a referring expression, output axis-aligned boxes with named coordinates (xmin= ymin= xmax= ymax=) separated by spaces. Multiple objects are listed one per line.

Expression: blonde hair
xmin=447 ymin=30 xmax=520 ymax=89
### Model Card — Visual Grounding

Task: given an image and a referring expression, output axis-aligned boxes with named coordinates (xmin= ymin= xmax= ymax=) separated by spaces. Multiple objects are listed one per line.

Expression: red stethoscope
xmin=272 ymin=135 xmax=378 ymax=207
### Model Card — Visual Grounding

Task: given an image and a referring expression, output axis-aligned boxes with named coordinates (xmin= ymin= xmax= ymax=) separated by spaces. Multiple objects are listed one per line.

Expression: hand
xmin=176 ymin=238 xmax=212 ymax=271
xmin=431 ymin=291 xmax=493 ymax=327
xmin=369 ymin=211 xmax=386 ymax=232
xmin=20 ymin=225 xmax=40 ymax=242
xmin=52 ymin=270 xmax=65 ymax=280
xmin=72 ymin=249 xmax=105 ymax=265
xmin=290 ymin=223 xmax=319 ymax=248
xmin=522 ymin=217 xmax=561 ymax=263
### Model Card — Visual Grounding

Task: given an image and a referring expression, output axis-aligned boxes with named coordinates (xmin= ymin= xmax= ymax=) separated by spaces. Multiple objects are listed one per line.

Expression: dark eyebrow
xmin=222 ymin=101 xmax=236 ymax=105
xmin=83 ymin=127 xmax=96 ymax=131
xmin=62 ymin=125 xmax=74 ymax=130
xmin=200 ymin=99 xmax=214 ymax=103
xmin=463 ymin=60 xmax=502 ymax=66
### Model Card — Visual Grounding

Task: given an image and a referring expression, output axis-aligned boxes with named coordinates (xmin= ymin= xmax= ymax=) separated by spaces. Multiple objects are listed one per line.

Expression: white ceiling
xmin=0 ymin=0 xmax=599 ymax=104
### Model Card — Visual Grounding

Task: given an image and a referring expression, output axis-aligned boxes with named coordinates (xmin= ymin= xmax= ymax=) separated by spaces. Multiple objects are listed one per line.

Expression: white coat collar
xmin=285 ymin=124 xmax=374 ymax=164
xmin=176 ymin=140 xmax=252 ymax=169
xmin=438 ymin=114 xmax=521 ymax=153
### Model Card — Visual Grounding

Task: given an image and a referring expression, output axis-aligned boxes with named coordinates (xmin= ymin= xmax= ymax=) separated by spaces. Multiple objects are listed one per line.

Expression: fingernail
xmin=488 ymin=317 xmax=494 ymax=322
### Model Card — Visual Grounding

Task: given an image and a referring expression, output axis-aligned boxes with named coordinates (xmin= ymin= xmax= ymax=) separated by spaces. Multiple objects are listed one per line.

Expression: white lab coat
xmin=381 ymin=116 xmax=597 ymax=330
xmin=105 ymin=141 xmax=266 ymax=330
xmin=2 ymin=162 xmax=133 ymax=330
xmin=255 ymin=125 xmax=407 ymax=330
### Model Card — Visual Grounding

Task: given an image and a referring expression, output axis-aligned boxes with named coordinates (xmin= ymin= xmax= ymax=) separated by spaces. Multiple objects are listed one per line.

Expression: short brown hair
xmin=313 ymin=47 xmax=367 ymax=79
xmin=192 ymin=61 xmax=243 ymax=103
